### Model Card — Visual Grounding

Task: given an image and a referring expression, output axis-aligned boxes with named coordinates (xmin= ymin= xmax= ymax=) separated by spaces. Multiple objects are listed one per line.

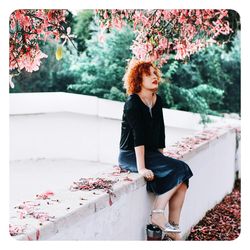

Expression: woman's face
xmin=141 ymin=66 xmax=159 ymax=92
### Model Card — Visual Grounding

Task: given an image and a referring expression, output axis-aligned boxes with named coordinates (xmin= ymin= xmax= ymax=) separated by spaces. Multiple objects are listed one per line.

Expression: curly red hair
xmin=123 ymin=59 xmax=162 ymax=95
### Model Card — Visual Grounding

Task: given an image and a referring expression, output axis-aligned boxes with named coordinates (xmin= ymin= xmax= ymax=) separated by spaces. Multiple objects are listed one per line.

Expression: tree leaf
xmin=55 ymin=45 xmax=63 ymax=60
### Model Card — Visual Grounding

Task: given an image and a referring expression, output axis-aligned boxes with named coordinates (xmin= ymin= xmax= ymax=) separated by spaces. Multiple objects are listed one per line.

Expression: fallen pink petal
xmin=187 ymin=179 xmax=240 ymax=240
xmin=36 ymin=191 xmax=54 ymax=200
xmin=9 ymin=224 xmax=27 ymax=236
xmin=69 ymin=177 xmax=119 ymax=196
xmin=123 ymin=176 xmax=133 ymax=182
xmin=36 ymin=229 xmax=40 ymax=240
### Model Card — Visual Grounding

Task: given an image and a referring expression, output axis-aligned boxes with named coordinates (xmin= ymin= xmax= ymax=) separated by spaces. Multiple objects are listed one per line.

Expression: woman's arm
xmin=134 ymin=145 xmax=146 ymax=171
xmin=158 ymin=95 xmax=166 ymax=151
xmin=135 ymin=145 xmax=154 ymax=181
xmin=125 ymin=98 xmax=154 ymax=180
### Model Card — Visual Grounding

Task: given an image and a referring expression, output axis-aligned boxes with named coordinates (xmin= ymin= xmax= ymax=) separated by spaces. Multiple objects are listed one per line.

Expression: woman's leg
xmin=151 ymin=183 xmax=182 ymax=229
xmin=168 ymin=183 xmax=187 ymax=225
xmin=166 ymin=183 xmax=188 ymax=240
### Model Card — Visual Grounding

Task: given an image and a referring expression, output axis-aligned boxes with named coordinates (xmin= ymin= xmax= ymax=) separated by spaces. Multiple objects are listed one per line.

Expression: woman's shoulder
xmin=127 ymin=93 xmax=138 ymax=101
xmin=127 ymin=93 xmax=139 ymax=101
xmin=124 ymin=94 xmax=140 ymax=110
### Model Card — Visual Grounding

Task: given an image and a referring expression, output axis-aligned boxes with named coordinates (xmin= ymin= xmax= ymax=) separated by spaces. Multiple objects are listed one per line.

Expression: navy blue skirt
xmin=118 ymin=149 xmax=193 ymax=195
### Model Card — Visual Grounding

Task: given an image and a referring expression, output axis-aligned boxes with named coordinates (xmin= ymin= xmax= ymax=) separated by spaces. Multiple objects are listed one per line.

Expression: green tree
xmin=72 ymin=10 xmax=95 ymax=54
xmin=9 ymin=10 xmax=77 ymax=93
xmin=9 ymin=41 xmax=76 ymax=93
xmin=67 ymin=23 xmax=135 ymax=101
xmin=159 ymin=33 xmax=240 ymax=118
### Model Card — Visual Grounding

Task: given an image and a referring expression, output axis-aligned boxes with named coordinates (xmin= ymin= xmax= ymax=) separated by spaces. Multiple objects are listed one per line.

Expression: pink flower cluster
xmin=69 ymin=177 xmax=118 ymax=195
xmin=163 ymin=126 xmax=235 ymax=159
xmin=9 ymin=224 xmax=27 ymax=236
xmin=14 ymin=200 xmax=55 ymax=222
xmin=9 ymin=9 xmax=69 ymax=77
xmin=95 ymin=9 xmax=232 ymax=67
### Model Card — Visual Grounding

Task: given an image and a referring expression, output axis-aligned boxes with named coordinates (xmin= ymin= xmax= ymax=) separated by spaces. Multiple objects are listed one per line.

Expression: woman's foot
xmin=164 ymin=232 xmax=182 ymax=241
xmin=151 ymin=213 xmax=182 ymax=240
xmin=150 ymin=209 xmax=181 ymax=235
xmin=151 ymin=212 xmax=168 ymax=230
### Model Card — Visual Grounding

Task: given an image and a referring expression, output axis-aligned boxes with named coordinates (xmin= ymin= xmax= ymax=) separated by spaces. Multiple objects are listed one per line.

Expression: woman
xmin=118 ymin=59 xmax=193 ymax=240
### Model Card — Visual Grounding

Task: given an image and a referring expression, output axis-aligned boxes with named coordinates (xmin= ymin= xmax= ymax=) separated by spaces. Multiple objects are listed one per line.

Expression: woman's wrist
xmin=137 ymin=166 xmax=146 ymax=171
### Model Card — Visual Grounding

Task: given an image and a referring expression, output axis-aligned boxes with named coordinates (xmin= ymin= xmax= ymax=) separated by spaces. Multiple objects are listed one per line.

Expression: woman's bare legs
xmin=151 ymin=182 xmax=187 ymax=240
xmin=166 ymin=183 xmax=188 ymax=240
xmin=151 ymin=183 xmax=181 ymax=229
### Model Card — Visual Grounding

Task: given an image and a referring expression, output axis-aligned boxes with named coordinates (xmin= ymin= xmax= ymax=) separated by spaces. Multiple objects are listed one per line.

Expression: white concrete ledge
xmin=11 ymin=170 xmax=146 ymax=240
xmin=10 ymin=125 xmax=240 ymax=240
xmin=10 ymin=92 xmax=236 ymax=130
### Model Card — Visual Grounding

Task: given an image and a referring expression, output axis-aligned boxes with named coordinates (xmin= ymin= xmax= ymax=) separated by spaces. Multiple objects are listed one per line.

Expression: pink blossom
xmin=61 ymin=26 xmax=76 ymax=46
xmin=162 ymin=10 xmax=171 ymax=20
xmin=179 ymin=13 xmax=186 ymax=24
xmin=104 ymin=10 xmax=109 ymax=19
xmin=95 ymin=9 xmax=233 ymax=67
xmin=9 ymin=9 xmax=69 ymax=75
xmin=98 ymin=32 xmax=105 ymax=43
xmin=159 ymin=37 xmax=168 ymax=49
xmin=112 ymin=17 xmax=123 ymax=30
xmin=36 ymin=190 xmax=54 ymax=200
xmin=9 ymin=224 xmax=27 ymax=236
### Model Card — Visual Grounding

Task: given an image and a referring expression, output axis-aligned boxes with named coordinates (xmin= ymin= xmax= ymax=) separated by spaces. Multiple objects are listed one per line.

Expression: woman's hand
xmin=138 ymin=168 xmax=154 ymax=181
xmin=158 ymin=148 xmax=164 ymax=154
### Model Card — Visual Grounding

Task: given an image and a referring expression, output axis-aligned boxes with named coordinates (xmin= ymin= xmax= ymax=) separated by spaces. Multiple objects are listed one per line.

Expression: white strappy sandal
xmin=150 ymin=209 xmax=181 ymax=233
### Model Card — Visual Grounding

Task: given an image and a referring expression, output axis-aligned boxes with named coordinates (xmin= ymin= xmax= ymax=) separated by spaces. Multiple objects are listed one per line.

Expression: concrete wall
xmin=52 ymin=130 xmax=237 ymax=240
xmin=49 ymin=185 xmax=153 ymax=240
xmin=12 ymin=128 xmax=237 ymax=240
xmin=10 ymin=92 xmax=203 ymax=163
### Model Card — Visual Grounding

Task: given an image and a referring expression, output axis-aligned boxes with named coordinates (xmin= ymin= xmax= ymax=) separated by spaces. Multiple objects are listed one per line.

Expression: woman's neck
xmin=138 ymin=88 xmax=156 ymax=100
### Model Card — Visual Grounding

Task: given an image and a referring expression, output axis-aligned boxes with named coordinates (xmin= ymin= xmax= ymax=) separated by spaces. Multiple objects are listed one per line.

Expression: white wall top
xmin=10 ymin=92 xmax=240 ymax=130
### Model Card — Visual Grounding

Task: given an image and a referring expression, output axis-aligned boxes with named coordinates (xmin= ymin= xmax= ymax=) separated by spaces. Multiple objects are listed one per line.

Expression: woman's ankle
xmin=151 ymin=213 xmax=167 ymax=226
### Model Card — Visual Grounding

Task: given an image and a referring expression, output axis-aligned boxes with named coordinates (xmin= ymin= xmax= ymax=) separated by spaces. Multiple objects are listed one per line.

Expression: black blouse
xmin=119 ymin=93 xmax=166 ymax=150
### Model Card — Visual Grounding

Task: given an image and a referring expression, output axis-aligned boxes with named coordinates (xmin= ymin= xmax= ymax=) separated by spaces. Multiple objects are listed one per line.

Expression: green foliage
xmin=72 ymin=10 xmax=95 ymax=53
xmin=160 ymin=33 xmax=240 ymax=119
xmin=215 ymin=9 xmax=240 ymax=51
xmin=104 ymin=86 xmax=126 ymax=101
xmin=170 ymin=84 xmax=224 ymax=124
xmin=192 ymin=84 xmax=224 ymax=106
xmin=157 ymin=83 xmax=175 ymax=107
xmin=67 ymin=23 xmax=135 ymax=101
xmin=9 ymin=41 xmax=77 ymax=93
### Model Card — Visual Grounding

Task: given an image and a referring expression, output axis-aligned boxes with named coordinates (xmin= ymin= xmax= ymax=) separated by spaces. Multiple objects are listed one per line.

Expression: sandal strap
xmin=151 ymin=209 xmax=165 ymax=213
xmin=162 ymin=223 xmax=181 ymax=233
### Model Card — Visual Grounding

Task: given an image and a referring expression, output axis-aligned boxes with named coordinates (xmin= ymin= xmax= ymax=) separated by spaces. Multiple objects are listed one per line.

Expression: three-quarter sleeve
xmin=124 ymin=101 xmax=146 ymax=147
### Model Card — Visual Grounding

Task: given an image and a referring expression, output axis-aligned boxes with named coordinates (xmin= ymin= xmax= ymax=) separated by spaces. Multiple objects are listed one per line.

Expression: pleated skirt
xmin=118 ymin=149 xmax=193 ymax=195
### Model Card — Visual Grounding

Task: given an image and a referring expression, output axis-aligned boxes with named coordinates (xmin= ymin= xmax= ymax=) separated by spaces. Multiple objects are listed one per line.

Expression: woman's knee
xmin=176 ymin=182 xmax=188 ymax=193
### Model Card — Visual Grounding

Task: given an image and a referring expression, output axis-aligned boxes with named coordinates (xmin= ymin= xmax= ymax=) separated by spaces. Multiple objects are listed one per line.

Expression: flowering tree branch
xmin=95 ymin=9 xmax=233 ymax=67
xmin=9 ymin=9 xmax=76 ymax=87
